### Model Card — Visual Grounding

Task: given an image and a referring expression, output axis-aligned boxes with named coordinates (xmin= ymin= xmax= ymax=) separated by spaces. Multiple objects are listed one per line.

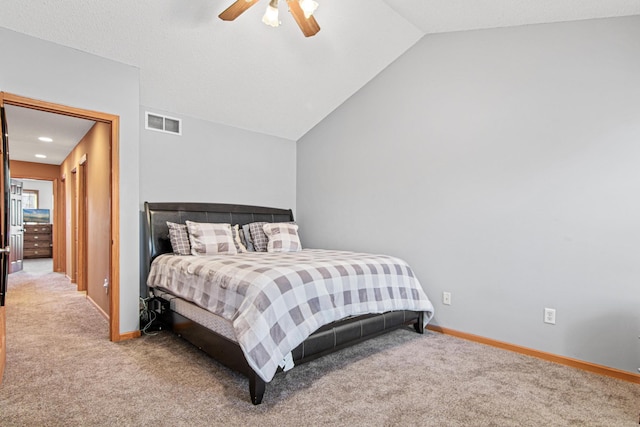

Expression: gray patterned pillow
xmin=186 ymin=221 xmax=237 ymax=255
xmin=166 ymin=222 xmax=191 ymax=255
xmin=263 ymin=223 xmax=302 ymax=252
xmin=231 ymin=224 xmax=247 ymax=253
xmin=242 ymin=224 xmax=255 ymax=252
xmin=248 ymin=222 xmax=269 ymax=252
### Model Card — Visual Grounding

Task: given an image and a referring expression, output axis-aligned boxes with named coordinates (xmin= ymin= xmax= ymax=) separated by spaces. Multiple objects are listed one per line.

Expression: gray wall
xmin=138 ymin=108 xmax=297 ymax=297
xmin=297 ymin=16 xmax=640 ymax=374
xmin=0 ymin=27 xmax=141 ymax=335
xmin=139 ymin=107 xmax=296 ymax=209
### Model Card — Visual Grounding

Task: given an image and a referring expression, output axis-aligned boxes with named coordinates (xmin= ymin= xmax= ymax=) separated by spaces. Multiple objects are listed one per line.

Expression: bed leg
xmin=413 ymin=312 xmax=425 ymax=334
xmin=249 ymin=374 xmax=266 ymax=405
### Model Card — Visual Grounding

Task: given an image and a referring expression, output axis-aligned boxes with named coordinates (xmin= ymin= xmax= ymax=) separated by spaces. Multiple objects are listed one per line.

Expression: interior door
xmin=9 ymin=179 xmax=23 ymax=273
xmin=1 ymin=103 xmax=11 ymax=383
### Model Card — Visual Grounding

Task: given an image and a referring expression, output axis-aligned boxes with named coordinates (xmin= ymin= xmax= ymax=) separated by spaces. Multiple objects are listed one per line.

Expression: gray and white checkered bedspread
xmin=147 ymin=249 xmax=434 ymax=382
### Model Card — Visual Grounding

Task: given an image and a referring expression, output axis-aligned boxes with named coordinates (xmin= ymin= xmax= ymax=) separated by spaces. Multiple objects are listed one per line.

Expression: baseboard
xmin=427 ymin=324 xmax=640 ymax=384
xmin=114 ymin=330 xmax=141 ymax=342
xmin=86 ymin=295 xmax=109 ymax=320
xmin=85 ymin=296 xmax=140 ymax=342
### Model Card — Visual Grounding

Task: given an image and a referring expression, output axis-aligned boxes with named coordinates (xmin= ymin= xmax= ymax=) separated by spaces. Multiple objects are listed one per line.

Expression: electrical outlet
xmin=442 ymin=292 xmax=452 ymax=305
xmin=544 ymin=308 xmax=556 ymax=324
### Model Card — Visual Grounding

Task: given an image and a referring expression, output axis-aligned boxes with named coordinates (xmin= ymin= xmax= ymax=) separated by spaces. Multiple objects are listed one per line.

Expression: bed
xmin=144 ymin=202 xmax=434 ymax=404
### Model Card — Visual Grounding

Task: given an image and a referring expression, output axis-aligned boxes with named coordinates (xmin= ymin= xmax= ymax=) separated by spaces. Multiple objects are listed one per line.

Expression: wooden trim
xmin=69 ymin=167 xmax=77 ymax=284
xmin=427 ymin=325 xmax=640 ymax=384
xmin=109 ymin=117 xmax=120 ymax=342
xmin=1 ymin=93 xmax=116 ymax=123
xmin=76 ymin=161 xmax=87 ymax=292
xmin=114 ymin=330 xmax=141 ymax=342
xmin=53 ymin=178 xmax=64 ymax=273
xmin=1 ymin=92 xmax=122 ymax=342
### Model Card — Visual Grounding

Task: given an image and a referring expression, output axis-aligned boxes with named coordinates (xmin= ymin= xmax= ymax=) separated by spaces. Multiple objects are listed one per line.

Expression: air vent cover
xmin=145 ymin=112 xmax=182 ymax=135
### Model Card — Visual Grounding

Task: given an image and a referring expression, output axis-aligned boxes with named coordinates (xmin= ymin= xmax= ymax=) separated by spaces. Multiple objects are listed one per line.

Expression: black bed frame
xmin=144 ymin=202 xmax=424 ymax=404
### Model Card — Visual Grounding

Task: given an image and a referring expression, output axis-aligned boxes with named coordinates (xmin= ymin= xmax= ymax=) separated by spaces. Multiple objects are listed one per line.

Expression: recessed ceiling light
xmin=35 ymin=154 xmax=47 ymax=159
xmin=38 ymin=137 xmax=53 ymax=142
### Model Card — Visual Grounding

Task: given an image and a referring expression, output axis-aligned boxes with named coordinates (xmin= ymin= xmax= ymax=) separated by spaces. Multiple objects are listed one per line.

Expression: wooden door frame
xmin=69 ymin=161 xmax=87 ymax=292
xmin=55 ymin=178 xmax=63 ymax=274
xmin=70 ymin=167 xmax=77 ymax=284
xmin=0 ymin=92 xmax=122 ymax=342
xmin=77 ymin=160 xmax=87 ymax=293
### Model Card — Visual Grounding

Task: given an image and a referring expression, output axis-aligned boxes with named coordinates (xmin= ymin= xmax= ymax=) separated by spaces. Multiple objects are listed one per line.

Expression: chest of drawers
xmin=23 ymin=224 xmax=52 ymax=259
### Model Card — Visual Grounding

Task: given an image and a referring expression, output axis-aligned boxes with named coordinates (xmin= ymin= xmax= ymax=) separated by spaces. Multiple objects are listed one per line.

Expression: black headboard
xmin=143 ymin=202 xmax=294 ymax=268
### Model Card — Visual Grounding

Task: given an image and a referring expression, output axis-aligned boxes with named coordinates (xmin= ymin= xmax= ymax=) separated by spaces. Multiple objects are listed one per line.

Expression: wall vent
xmin=145 ymin=112 xmax=182 ymax=135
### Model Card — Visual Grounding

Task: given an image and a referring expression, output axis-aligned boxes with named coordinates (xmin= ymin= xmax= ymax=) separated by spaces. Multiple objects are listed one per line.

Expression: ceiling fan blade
xmin=286 ymin=0 xmax=320 ymax=37
xmin=219 ymin=0 xmax=261 ymax=21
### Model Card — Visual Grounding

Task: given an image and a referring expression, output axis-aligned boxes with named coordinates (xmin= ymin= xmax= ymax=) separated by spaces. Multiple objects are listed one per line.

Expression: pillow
xmin=242 ymin=224 xmax=255 ymax=252
xmin=248 ymin=222 xmax=269 ymax=252
xmin=231 ymin=224 xmax=247 ymax=253
xmin=238 ymin=225 xmax=249 ymax=248
xmin=185 ymin=221 xmax=237 ymax=256
xmin=263 ymin=223 xmax=302 ymax=253
xmin=166 ymin=221 xmax=191 ymax=255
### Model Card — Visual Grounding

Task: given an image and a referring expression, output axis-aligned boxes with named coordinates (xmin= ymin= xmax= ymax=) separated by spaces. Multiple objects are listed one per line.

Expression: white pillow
xmin=263 ymin=223 xmax=302 ymax=253
xmin=185 ymin=221 xmax=237 ymax=256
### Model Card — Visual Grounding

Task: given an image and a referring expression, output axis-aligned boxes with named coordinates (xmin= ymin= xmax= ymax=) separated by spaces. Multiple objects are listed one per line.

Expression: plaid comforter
xmin=147 ymin=249 xmax=434 ymax=382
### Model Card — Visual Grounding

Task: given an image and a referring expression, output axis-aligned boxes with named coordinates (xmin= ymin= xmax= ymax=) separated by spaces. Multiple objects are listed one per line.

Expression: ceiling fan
xmin=219 ymin=0 xmax=320 ymax=37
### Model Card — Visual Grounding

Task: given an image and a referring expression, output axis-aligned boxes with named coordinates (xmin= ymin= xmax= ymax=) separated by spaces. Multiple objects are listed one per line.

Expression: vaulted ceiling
xmin=1 ymin=0 xmax=639 ymax=141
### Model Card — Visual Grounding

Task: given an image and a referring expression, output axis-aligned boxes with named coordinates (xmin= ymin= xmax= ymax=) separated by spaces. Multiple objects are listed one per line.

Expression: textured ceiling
xmin=1 ymin=0 xmax=639 ymax=142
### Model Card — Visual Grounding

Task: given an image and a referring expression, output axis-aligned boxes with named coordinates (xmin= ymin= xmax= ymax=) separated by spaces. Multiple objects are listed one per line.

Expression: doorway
xmin=15 ymin=179 xmax=55 ymax=275
xmin=0 ymin=92 xmax=121 ymax=342
xmin=70 ymin=161 xmax=88 ymax=293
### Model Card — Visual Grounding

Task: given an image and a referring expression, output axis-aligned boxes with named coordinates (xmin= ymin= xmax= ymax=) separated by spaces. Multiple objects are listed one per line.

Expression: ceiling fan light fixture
xmin=262 ymin=0 xmax=280 ymax=27
xmin=219 ymin=0 xmax=319 ymax=37
xmin=299 ymin=0 xmax=318 ymax=19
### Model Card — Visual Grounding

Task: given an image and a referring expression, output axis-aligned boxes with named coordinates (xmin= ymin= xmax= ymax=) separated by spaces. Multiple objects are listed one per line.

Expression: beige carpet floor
xmin=0 ymin=265 xmax=638 ymax=426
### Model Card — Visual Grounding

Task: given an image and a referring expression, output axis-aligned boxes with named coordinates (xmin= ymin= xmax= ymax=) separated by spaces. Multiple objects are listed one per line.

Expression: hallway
xmin=19 ymin=258 xmax=53 ymax=276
